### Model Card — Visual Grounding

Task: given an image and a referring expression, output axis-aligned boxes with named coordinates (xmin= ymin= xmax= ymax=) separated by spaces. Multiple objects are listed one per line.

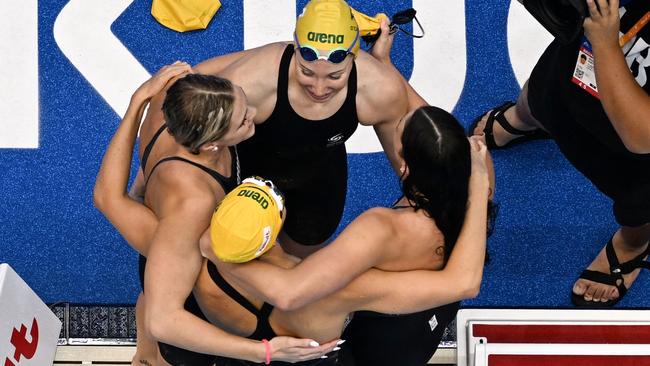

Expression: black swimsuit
xmin=207 ymin=261 xmax=339 ymax=366
xmin=141 ymin=124 xmax=240 ymax=190
xmin=237 ymin=44 xmax=359 ymax=245
xmin=138 ymin=124 xmax=240 ymax=366
xmin=339 ymin=202 xmax=460 ymax=366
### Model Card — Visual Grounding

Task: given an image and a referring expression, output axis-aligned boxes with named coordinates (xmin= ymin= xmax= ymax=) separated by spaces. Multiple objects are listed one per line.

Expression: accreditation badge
xmin=571 ymin=39 xmax=600 ymax=99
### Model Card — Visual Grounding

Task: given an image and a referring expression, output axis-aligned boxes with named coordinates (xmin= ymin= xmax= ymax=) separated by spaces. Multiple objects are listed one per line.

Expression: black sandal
xmin=571 ymin=238 xmax=650 ymax=308
xmin=469 ymin=101 xmax=550 ymax=150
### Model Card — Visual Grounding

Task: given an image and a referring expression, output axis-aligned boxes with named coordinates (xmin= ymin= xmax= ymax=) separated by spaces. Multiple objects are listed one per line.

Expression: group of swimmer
xmin=93 ymin=0 xmax=650 ymax=364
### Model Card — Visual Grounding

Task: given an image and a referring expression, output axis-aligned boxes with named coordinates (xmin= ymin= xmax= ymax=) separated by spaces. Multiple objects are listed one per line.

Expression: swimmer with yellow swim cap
xmin=189 ymin=0 xmax=412 ymax=258
xmin=100 ymin=91 xmax=493 ymax=366
xmin=293 ymin=0 xmax=361 ymax=63
xmin=210 ymin=177 xmax=285 ymax=263
xmin=128 ymin=0 xmax=418 ymax=357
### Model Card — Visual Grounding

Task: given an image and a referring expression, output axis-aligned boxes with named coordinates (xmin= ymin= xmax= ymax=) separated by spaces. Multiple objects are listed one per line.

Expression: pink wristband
xmin=262 ymin=339 xmax=271 ymax=365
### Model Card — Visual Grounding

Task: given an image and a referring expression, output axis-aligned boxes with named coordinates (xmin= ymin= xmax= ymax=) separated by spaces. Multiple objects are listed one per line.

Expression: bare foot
xmin=573 ymin=233 xmax=649 ymax=303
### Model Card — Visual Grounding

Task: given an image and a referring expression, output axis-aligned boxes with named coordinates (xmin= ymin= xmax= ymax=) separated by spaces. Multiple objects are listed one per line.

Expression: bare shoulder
xmin=147 ymin=160 xmax=223 ymax=206
xmin=363 ymin=205 xmax=435 ymax=239
xmin=219 ymin=42 xmax=289 ymax=80
xmin=218 ymin=42 xmax=291 ymax=110
xmin=350 ymin=207 xmax=398 ymax=237
xmin=354 ymin=50 xmax=407 ymax=124
xmin=355 ymin=51 xmax=405 ymax=96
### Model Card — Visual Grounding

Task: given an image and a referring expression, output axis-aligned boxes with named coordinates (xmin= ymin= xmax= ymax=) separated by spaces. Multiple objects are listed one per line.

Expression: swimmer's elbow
xmin=273 ymin=294 xmax=302 ymax=311
xmin=146 ymin=315 xmax=164 ymax=341
xmin=457 ymin=275 xmax=481 ymax=300
xmin=273 ymin=285 xmax=316 ymax=311
xmin=147 ymin=310 xmax=174 ymax=343
xmin=463 ymin=283 xmax=481 ymax=300
xmin=92 ymin=186 xmax=122 ymax=220
xmin=264 ymin=278 xmax=312 ymax=311
xmin=623 ymin=138 xmax=650 ymax=154
xmin=92 ymin=184 xmax=108 ymax=213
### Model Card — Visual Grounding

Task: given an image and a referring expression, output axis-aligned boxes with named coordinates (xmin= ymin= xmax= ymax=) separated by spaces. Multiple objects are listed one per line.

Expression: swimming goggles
xmin=293 ymin=31 xmax=360 ymax=64
xmin=242 ymin=176 xmax=285 ymax=213
xmin=362 ymin=8 xmax=425 ymax=45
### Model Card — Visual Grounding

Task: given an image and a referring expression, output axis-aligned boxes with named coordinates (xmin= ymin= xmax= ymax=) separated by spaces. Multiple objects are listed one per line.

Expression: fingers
xmin=586 ymin=0 xmax=602 ymax=19
xmin=594 ymin=0 xmax=614 ymax=17
xmin=380 ymin=17 xmax=390 ymax=34
xmin=271 ymin=337 xmax=344 ymax=362
xmin=370 ymin=15 xmax=395 ymax=63
xmin=586 ymin=0 xmax=618 ymax=20
xmin=319 ymin=339 xmax=342 ymax=353
xmin=380 ymin=17 xmax=395 ymax=46
xmin=152 ymin=61 xmax=192 ymax=88
xmin=469 ymin=135 xmax=487 ymax=154
xmin=583 ymin=0 xmax=620 ymax=47
xmin=292 ymin=338 xmax=320 ymax=348
xmin=161 ymin=61 xmax=192 ymax=76
xmin=468 ymin=136 xmax=480 ymax=151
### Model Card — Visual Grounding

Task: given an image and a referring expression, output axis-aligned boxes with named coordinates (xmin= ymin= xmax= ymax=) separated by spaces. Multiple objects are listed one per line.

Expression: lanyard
xmin=619 ymin=11 xmax=650 ymax=47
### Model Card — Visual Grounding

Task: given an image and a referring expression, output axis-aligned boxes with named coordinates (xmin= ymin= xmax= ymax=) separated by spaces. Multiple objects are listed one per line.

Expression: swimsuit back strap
xmin=206 ymin=261 xmax=262 ymax=316
xmin=141 ymin=124 xmax=168 ymax=172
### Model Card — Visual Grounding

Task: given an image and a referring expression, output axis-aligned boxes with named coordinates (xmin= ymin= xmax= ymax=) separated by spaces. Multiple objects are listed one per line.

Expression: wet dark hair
xmin=400 ymin=106 xmax=471 ymax=263
xmin=163 ymin=74 xmax=236 ymax=154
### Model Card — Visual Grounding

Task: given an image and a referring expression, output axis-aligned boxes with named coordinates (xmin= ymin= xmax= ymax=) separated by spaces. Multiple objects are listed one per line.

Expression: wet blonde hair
xmin=163 ymin=74 xmax=235 ymax=154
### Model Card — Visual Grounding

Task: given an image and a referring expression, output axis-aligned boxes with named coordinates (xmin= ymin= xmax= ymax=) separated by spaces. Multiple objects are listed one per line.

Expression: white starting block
xmin=457 ymin=308 xmax=650 ymax=366
xmin=0 ymin=263 xmax=61 ymax=366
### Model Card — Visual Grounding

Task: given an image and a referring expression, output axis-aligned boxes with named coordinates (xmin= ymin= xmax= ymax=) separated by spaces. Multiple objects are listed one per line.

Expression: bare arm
xmin=369 ymin=18 xmax=428 ymax=110
xmin=94 ymin=63 xmax=192 ymax=255
xmin=193 ymin=47 xmax=259 ymax=76
xmin=361 ymin=19 xmax=426 ymax=173
xmin=348 ymin=138 xmax=491 ymax=314
xmin=144 ymin=175 xmax=338 ymax=361
xmin=372 ymin=111 xmax=406 ymax=174
xmin=95 ymin=64 xmax=336 ymax=362
xmin=144 ymin=184 xmax=266 ymax=360
xmin=96 ymin=119 xmax=251 ymax=356
xmin=128 ymin=169 xmax=145 ymax=202
xmin=586 ymin=0 xmax=650 ymax=153
xmin=216 ymin=210 xmax=391 ymax=311
xmin=356 ymin=51 xmax=410 ymax=173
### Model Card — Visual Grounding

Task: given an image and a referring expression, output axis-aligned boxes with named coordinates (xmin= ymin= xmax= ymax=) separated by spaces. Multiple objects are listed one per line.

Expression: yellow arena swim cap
xmin=295 ymin=0 xmax=360 ymax=58
xmin=210 ymin=177 xmax=285 ymax=263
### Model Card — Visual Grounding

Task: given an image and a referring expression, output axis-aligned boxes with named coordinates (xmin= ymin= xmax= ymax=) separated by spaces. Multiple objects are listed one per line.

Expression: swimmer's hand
xmin=468 ymin=136 xmax=490 ymax=197
xmin=133 ymin=61 xmax=193 ymax=103
xmin=370 ymin=18 xmax=395 ymax=65
xmin=268 ymin=337 xmax=341 ymax=363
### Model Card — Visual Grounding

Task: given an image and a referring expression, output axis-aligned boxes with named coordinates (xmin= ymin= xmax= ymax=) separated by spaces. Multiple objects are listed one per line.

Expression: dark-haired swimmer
xmin=218 ymin=106 xmax=497 ymax=366
xmin=99 ymin=84 xmax=495 ymax=364
xmin=94 ymin=64 xmax=338 ymax=365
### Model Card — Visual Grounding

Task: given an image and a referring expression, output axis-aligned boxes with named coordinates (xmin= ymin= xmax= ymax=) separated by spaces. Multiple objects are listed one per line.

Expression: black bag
xmin=522 ymin=0 xmax=589 ymax=44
